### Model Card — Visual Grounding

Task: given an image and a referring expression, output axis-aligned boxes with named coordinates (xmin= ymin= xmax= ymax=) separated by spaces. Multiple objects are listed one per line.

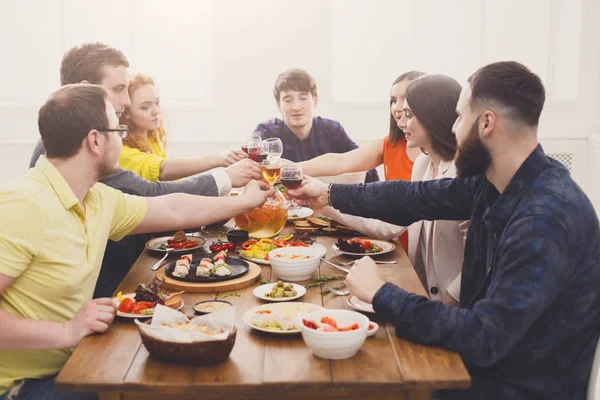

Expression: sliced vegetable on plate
xmin=238 ymin=233 xmax=316 ymax=263
xmin=113 ymin=278 xmax=184 ymax=318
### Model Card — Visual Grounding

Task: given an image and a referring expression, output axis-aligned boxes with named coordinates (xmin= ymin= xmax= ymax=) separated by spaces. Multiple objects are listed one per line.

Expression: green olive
xmin=284 ymin=290 xmax=294 ymax=297
xmin=273 ymin=291 xmax=284 ymax=298
xmin=277 ymin=281 xmax=284 ymax=287
xmin=284 ymin=284 xmax=293 ymax=290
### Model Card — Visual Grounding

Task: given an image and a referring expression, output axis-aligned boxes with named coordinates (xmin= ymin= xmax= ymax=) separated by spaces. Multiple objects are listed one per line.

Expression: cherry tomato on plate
xmin=118 ymin=298 xmax=134 ymax=313
xmin=209 ymin=240 xmax=236 ymax=253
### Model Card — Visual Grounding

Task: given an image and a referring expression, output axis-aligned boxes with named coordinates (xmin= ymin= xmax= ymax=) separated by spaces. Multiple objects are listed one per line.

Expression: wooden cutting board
xmin=155 ymin=261 xmax=262 ymax=293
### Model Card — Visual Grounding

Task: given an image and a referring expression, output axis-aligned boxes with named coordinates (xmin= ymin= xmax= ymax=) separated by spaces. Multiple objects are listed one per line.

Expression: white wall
xmin=0 ymin=0 xmax=599 ymax=208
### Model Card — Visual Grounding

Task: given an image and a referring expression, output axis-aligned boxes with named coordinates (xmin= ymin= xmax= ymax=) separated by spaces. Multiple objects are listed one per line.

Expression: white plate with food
xmin=240 ymin=241 xmax=326 ymax=265
xmin=332 ymin=238 xmax=395 ymax=257
xmin=253 ymin=281 xmax=307 ymax=302
xmin=243 ymin=302 xmax=324 ymax=334
xmin=113 ymin=292 xmax=184 ymax=319
xmin=346 ymin=295 xmax=375 ymax=314
xmin=286 ymin=207 xmax=314 ymax=221
xmin=145 ymin=230 xmax=206 ymax=253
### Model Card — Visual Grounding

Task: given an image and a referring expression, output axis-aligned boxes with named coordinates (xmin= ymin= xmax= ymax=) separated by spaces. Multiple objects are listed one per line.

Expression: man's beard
xmin=455 ymin=117 xmax=492 ymax=178
xmin=96 ymin=155 xmax=119 ymax=180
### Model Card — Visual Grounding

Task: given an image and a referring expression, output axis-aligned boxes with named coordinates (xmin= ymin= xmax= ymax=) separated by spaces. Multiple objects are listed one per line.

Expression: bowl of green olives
xmin=253 ymin=280 xmax=307 ymax=302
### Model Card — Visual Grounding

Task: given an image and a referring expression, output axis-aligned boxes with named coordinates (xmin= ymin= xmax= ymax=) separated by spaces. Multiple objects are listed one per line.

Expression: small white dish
xmin=287 ymin=207 xmax=314 ymax=220
xmin=113 ymin=293 xmax=184 ymax=319
xmin=346 ymin=295 xmax=375 ymax=314
xmin=253 ymin=283 xmax=306 ymax=302
xmin=366 ymin=321 xmax=379 ymax=337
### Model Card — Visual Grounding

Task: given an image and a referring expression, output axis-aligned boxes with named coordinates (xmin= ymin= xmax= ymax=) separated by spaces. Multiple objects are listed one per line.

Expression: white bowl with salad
xmin=269 ymin=246 xmax=325 ymax=281
xmin=300 ymin=309 xmax=369 ymax=359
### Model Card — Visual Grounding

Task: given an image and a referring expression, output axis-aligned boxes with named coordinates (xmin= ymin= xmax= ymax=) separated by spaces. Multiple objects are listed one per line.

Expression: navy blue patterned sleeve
xmin=373 ymin=213 xmax=570 ymax=366
xmin=329 ymin=176 xmax=476 ymax=225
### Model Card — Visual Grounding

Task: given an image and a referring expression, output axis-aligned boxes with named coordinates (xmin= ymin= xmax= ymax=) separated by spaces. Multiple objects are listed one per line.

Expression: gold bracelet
xmin=327 ymin=183 xmax=333 ymax=207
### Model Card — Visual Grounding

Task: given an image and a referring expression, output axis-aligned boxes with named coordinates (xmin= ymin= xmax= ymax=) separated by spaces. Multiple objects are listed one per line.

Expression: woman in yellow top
xmin=119 ymin=73 xmax=248 ymax=181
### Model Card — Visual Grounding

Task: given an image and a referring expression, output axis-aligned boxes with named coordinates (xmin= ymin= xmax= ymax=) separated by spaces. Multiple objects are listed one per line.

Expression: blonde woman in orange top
xmin=299 ymin=71 xmax=425 ymax=251
xmin=119 ymin=73 xmax=261 ymax=183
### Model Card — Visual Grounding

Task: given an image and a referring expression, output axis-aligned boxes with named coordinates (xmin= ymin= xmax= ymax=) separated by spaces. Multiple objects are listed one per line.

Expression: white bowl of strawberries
xmin=299 ymin=309 xmax=369 ymax=360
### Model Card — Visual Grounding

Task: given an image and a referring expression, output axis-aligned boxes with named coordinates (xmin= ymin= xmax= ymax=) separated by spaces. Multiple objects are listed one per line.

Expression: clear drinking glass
xmin=264 ymin=138 xmax=283 ymax=160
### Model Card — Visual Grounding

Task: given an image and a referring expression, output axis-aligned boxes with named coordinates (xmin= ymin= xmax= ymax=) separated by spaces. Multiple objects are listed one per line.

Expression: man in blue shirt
xmin=288 ymin=61 xmax=600 ymax=399
xmin=254 ymin=69 xmax=379 ymax=183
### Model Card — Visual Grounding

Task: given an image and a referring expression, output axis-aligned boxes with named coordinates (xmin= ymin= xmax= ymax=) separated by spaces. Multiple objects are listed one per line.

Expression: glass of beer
xmin=261 ymin=157 xmax=281 ymax=186
xmin=280 ymin=165 xmax=303 ymax=209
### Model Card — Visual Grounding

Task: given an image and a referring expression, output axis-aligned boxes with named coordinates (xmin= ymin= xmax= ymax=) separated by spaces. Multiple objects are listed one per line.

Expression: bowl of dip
xmin=193 ymin=300 xmax=233 ymax=315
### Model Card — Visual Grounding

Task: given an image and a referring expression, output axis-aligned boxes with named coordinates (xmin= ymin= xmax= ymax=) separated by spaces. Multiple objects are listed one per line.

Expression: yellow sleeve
xmin=94 ymin=184 xmax=148 ymax=242
xmin=119 ymin=145 xmax=165 ymax=181
xmin=0 ymin=192 xmax=44 ymax=278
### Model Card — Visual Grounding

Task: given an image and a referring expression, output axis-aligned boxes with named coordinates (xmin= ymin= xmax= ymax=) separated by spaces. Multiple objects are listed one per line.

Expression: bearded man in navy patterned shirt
xmin=288 ymin=61 xmax=600 ymax=400
xmin=254 ymin=69 xmax=379 ymax=183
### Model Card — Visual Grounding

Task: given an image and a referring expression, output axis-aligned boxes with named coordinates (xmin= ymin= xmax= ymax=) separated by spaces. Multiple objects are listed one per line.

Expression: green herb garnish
xmin=304 ymin=274 xmax=345 ymax=290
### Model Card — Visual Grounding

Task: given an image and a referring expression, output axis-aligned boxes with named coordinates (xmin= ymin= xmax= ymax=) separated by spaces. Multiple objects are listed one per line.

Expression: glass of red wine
xmin=280 ymin=165 xmax=303 ymax=209
xmin=242 ymin=136 xmax=268 ymax=163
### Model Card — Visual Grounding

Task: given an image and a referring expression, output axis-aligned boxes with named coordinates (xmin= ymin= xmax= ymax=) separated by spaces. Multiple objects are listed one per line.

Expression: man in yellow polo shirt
xmin=0 ymin=84 xmax=273 ymax=400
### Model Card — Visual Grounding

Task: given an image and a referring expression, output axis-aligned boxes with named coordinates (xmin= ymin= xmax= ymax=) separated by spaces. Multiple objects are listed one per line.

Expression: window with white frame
xmin=0 ymin=0 xmax=213 ymax=104
xmin=331 ymin=0 xmax=583 ymax=103
xmin=63 ymin=0 xmax=213 ymax=103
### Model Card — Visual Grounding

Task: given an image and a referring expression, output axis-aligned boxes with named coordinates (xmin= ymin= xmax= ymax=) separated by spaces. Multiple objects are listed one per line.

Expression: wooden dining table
xmin=56 ymin=225 xmax=470 ymax=400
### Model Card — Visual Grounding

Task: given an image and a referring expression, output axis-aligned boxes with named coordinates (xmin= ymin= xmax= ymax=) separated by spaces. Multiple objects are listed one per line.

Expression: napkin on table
xmin=135 ymin=304 xmax=235 ymax=343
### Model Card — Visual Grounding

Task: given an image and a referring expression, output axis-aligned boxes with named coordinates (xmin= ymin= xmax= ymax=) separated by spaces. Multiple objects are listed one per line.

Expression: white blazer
xmin=323 ymin=153 xmax=464 ymax=301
